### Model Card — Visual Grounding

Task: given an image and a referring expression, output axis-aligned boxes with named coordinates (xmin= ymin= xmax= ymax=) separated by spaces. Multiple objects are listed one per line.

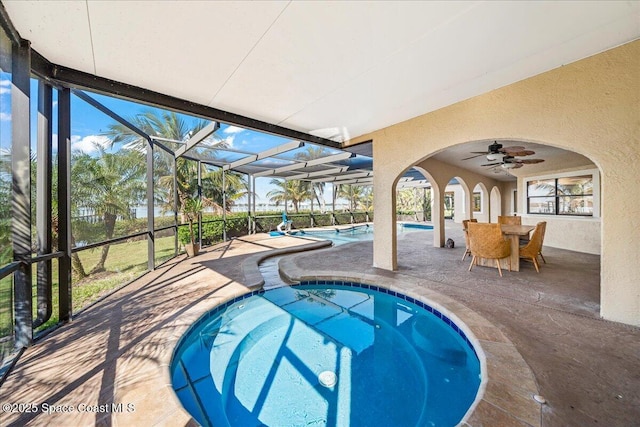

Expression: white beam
xmin=175 ymin=121 xmax=220 ymax=158
xmin=309 ymin=171 xmax=373 ymax=183
xmin=333 ymin=178 xmax=374 ymax=185
xmin=287 ymin=166 xmax=349 ymax=180
xmin=398 ymin=179 xmax=431 ymax=188
xmin=253 ymin=151 xmax=354 ymax=177
xmin=223 ymin=140 xmax=303 ymax=170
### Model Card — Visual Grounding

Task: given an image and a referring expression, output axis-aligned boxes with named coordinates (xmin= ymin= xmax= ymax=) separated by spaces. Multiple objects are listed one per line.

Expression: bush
xmin=178 ymin=213 xmax=250 ymax=246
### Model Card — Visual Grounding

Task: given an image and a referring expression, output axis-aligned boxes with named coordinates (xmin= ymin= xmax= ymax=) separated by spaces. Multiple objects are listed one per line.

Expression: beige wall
xmin=349 ymin=40 xmax=640 ymax=326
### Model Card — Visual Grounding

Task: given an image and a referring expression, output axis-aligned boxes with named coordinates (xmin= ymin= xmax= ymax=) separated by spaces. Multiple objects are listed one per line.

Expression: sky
xmin=0 ymin=78 xmax=348 ymax=208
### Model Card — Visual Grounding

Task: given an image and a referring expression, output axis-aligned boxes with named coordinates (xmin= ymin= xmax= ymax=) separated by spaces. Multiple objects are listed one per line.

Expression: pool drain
xmin=318 ymin=371 xmax=337 ymax=388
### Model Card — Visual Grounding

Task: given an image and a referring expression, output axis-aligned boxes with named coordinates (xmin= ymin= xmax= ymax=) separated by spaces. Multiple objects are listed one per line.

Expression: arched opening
xmin=378 ymin=138 xmax=602 ymax=299
xmin=489 ymin=186 xmax=502 ymax=223
xmin=473 ymin=182 xmax=490 ymax=223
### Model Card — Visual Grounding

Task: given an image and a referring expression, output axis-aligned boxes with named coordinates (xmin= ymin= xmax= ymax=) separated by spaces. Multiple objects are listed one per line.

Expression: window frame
xmin=472 ymin=191 xmax=482 ymax=213
xmin=526 ymin=169 xmax=599 ymax=217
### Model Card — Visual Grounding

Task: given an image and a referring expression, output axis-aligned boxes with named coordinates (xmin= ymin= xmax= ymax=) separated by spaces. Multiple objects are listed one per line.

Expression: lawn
xmin=0 ymin=235 xmax=178 ymax=337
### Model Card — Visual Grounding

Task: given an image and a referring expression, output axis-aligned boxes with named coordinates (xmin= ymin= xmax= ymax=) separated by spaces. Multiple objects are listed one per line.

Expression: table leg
xmin=508 ymin=234 xmax=520 ymax=272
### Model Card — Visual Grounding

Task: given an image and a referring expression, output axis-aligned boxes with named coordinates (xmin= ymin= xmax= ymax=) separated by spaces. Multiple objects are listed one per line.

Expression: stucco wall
xmin=522 ymin=215 xmax=601 ymax=255
xmin=349 ymin=41 xmax=640 ymax=326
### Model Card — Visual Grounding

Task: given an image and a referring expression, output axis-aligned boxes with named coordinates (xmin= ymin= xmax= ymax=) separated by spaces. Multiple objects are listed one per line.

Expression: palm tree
xmin=266 ymin=179 xmax=312 ymax=213
xmin=71 ymin=147 xmax=146 ymax=275
xmin=396 ymin=188 xmax=416 ymax=212
xmin=0 ymin=151 xmax=10 ymax=265
xmin=104 ymin=110 xmax=252 ymax=216
xmin=337 ymin=184 xmax=368 ymax=211
xmin=201 ymin=167 xmax=249 ymax=214
xmin=359 ymin=186 xmax=374 ymax=212
xmin=104 ymin=110 xmax=207 ymax=151
xmin=295 ymin=146 xmax=331 ymax=212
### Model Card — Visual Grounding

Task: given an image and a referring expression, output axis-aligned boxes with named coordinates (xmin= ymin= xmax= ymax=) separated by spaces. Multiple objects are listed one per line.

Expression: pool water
xmin=300 ymin=223 xmax=432 ymax=246
xmin=171 ymin=283 xmax=481 ymax=427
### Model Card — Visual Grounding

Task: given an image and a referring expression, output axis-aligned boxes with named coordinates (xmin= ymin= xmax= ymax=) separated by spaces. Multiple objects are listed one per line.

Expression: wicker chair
xmin=461 ymin=218 xmax=478 ymax=261
xmin=519 ymin=221 xmax=546 ymax=272
xmin=536 ymin=221 xmax=547 ymax=264
xmin=467 ymin=222 xmax=511 ymax=277
xmin=498 ymin=215 xmax=522 ymax=225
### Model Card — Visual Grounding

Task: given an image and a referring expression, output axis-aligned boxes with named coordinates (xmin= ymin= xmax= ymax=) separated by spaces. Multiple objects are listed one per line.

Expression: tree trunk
xmin=90 ymin=212 xmax=116 ymax=274
xmin=70 ymin=234 xmax=87 ymax=279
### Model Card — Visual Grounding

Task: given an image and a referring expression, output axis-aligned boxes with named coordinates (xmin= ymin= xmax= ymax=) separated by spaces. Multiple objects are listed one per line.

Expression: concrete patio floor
xmin=0 ymin=224 xmax=638 ymax=426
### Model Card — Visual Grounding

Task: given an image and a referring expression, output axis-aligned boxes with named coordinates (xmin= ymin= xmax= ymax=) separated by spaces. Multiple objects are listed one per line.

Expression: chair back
xmin=498 ymin=215 xmax=522 ymax=225
xmin=462 ymin=219 xmax=478 ymax=247
xmin=467 ymin=222 xmax=510 ymax=259
xmin=538 ymin=220 xmax=547 ymax=243
xmin=521 ymin=221 xmax=546 ymax=257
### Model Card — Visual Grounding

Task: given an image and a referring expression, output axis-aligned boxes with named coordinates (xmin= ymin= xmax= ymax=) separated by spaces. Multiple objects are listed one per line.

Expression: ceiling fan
xmin=483 ymin=155 xmax=545 ymax=170
xmin=462 ymin=141 xmax=544 ymax=169
xmin=462 ymin=141 xmax=535 ymax=161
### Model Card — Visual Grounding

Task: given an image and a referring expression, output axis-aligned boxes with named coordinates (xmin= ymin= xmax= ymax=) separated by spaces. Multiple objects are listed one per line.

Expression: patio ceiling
xmin=2 ymin=1 xmax=638 ymax=183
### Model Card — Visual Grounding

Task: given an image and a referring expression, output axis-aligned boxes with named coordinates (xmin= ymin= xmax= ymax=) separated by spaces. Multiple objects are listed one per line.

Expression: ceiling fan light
xmin=501 ymin=163 xmax=517 ymax=169
xmin=486 ymin=153 xmax=505 ymax=161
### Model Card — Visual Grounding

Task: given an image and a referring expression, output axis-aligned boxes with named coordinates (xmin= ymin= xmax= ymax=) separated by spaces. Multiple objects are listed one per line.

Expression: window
xmin=472 ymin=192 xmax=482 ymax=213
xmin=444 ymin=192 xmax=454 ymax=219
xmin=527 ymin=175 xmax=593 ymax=216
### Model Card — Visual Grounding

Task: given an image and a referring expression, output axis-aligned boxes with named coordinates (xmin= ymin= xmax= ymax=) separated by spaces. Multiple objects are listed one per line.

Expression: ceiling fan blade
xmin=508 ymin=150 xmax=536 ymax=157
xmin=517 ymin=158 xmax=545 ymax=164
xmin=481 ymin=162 xmax=502 ymax=166
xmin=462 ymin=153 xmax=486 ymax=160
xmin=500 ymin=146 xmax=525 ymax=153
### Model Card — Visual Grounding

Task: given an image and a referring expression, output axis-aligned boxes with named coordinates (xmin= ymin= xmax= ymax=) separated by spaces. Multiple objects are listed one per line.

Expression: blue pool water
xmin=288 ymin=223 xmax=433 ymax=246
xmin=171 ymin=282 xmax=481 ymax=427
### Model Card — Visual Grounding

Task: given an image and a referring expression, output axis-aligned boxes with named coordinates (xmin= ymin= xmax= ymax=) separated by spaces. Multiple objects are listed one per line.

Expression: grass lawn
xmin=0 ymin=235 xmax=178 ymax=336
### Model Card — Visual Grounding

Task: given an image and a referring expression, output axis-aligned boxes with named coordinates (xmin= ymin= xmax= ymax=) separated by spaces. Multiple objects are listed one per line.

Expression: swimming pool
xmin=170 ymin=281 xmax=481 ymax=427
xmin=285 ymin=223 xmax=433 ymax=246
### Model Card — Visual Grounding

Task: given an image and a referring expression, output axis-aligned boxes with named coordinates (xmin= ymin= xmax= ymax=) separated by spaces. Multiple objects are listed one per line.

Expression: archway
xmin=489 ymin=186 xmax=502 ymax=223
xmin=473 ymin=182 xmax=490 ymax=223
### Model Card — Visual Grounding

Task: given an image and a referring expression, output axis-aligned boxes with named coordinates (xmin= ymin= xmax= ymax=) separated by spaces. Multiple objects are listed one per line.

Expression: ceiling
xmin=3 ymin=1 xmax=638 ymax=182
xmin=429 ymin=139 xmax=594 ymax=182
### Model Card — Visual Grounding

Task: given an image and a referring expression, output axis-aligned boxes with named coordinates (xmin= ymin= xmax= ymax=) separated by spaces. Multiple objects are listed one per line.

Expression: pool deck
xmin=1 ymin=224 xmax=639 ymax=426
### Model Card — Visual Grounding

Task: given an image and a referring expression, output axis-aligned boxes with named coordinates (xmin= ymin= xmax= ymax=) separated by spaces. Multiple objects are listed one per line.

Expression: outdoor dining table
xmin=474 ymin=224 xmax=536 ymax=272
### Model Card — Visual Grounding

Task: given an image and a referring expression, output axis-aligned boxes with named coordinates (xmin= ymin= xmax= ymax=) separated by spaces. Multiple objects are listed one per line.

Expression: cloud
xmin=0 ymin=79 xmax=9 ymax=95
xmin=0 ymin=112 xmax=10 ymax=121
xmin=222 ymin=135 xmax=235 ymax=148
xmin=203 ymin=134 xmax=235 ymax=149
xmin=71 ymin=134 xmax=111 ymax=154
xmin=223 ymin=125 xmax=245 ymax=135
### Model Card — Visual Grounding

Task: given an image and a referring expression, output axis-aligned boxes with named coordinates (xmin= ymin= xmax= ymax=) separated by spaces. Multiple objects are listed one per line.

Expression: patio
xmin=0 ymin=3 xmax=638 ymax=426
xmin=1 ymin=225 xmax=638 ymax=426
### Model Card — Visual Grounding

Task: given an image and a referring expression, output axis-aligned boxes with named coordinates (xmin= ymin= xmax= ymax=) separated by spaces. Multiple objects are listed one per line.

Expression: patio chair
xmin=461 ymin=219 xmax=477 ymax=261
xmin=498 ymin=215 xmax=522 ymax=225
xmin=536 ymin=221 xmax=547 ymax=264
xmin=519 ymin=221 xmax=547 ymax=272
xmin=467 ymin=222 xmax=511 ymax=277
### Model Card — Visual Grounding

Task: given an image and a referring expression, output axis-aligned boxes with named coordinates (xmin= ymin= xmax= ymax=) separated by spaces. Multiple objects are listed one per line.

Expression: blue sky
xmin=0 ymin=78 xmax=343 ymax=206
